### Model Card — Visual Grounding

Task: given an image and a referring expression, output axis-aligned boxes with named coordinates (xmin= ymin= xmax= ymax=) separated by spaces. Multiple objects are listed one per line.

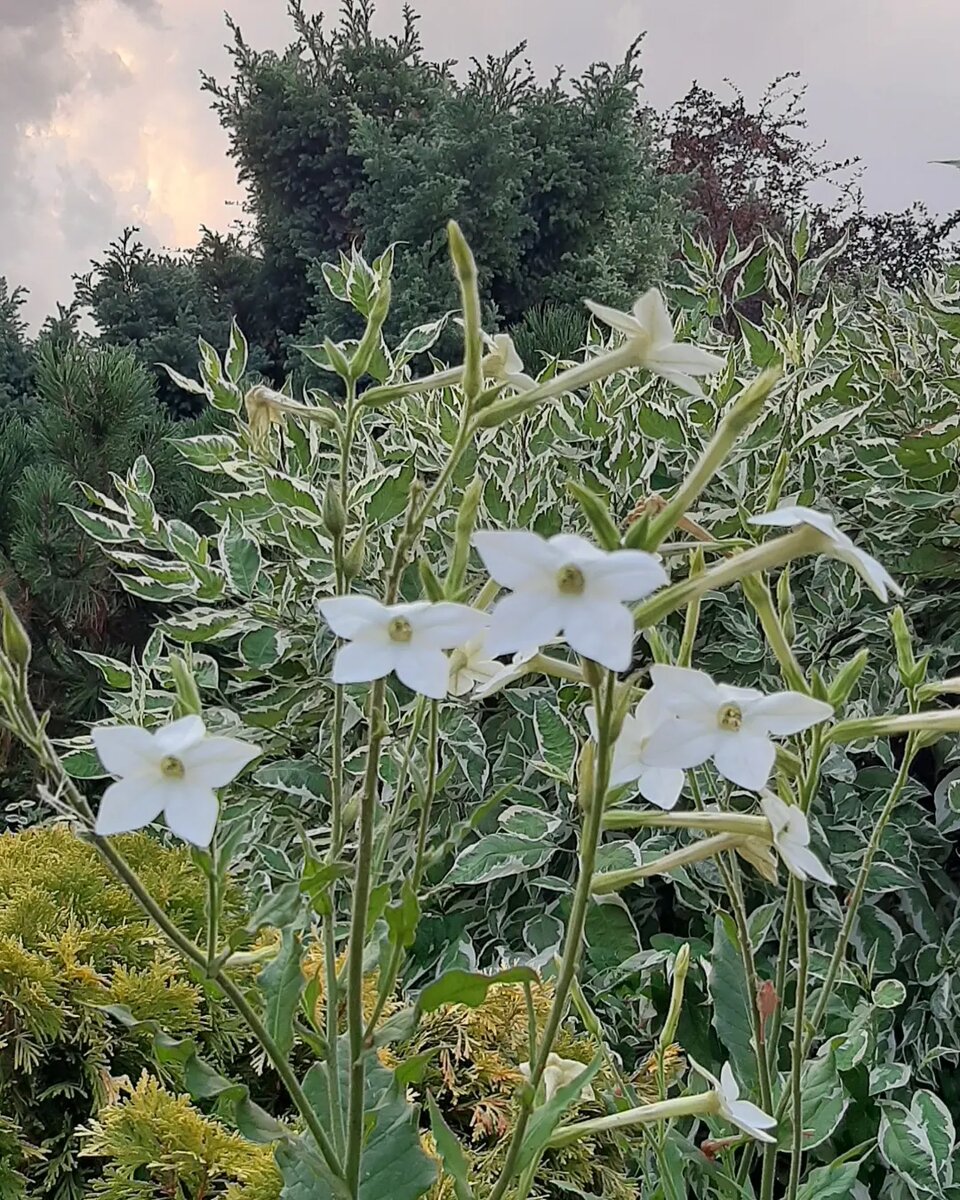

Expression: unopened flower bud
xmin=323 ymin=484 xmax=347 ymax=539
xmin=169 ymin=655 xmax=203 ymax=718
xmin=659 ymin=943 xmax=690 ymax=1051
xmin=343 ymin=530 xmax=366 ymax=581
xmin=1 ymin=593 xmax=31 ymax=672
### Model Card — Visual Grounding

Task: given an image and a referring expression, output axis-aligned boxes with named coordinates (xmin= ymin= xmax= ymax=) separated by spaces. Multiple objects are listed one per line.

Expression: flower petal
xmin=712 ymin=733 xmax=776 ymax=791
xmin=720 ymin=1062 xmax=741 ymax=1103
xmin=95 ymin=776 xmax=166 ymax=835
xmin=648 ymin=342 xmax=726 ymax=378
xmin=648 ymin=664 xmax=720 ymax=708
xmin=640 ymin=719 xmax=720 ymax=770
xmin=485 ymin=591 xmax=561 ymax=658
xmin=587 ymin=550 xmax=668 ymax=602
xmin=631 ymin=288 xmax=675 ymax=346
xmin=548 ymin=533 xmax=605 ymax=562
xmin=726 ymin=1099 xmax=778 ymax=1143
xmin=584 ymin=298 xmax=641 ymax=337
xmin=154 ymin=715 xmax=207 ymax=756
xmin=409 ymin=602 xmax=489 ymax=649
xmin=637 ymin=767 xmax=685 ymax=810
xmin=759 ymin=792 xmax=791 ymax=838
xmin=472 ymin=530 xmax=560 ymax=589
xmin=182 ymin=736 xmax=261 ymax=788
xmin=561 ymin=598 xmax=635 ymax=672
xmin=837 ymin=544 xmax=903 ymax=602
xmin=392 ymin=646 xmax=451 ymax=699
xmin=749 ymin=505 xmax=839 ymax=540
xmin=319 ymin=594 xmax=388 ymax=639
xmin=747 ymin=692 xmax=834 ymax=736
xmin=92 ymin=725 xmax=159 ymax=776
xmin=650 ymin=368 xmax=705 ymax=397
xmin=331 ymin=640 xmax=396 ymax=684
xmin=163 ymin=787 xmax=220 ymax=847
xmin=687 ymin=1054 xmax=722 ymax=1093
xmin=780 ymin=841 xmax=836 ymax=886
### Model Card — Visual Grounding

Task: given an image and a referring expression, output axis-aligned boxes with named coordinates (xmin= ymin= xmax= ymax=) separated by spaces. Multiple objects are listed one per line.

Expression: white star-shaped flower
xmin=482 ymin=332 xmax=537 ymax=392
xmin=586 ymin=695 xmax=685 ymax=809
xmin=319 ymin=596 xmax=488 ymax=699
xmin=473 ymin=647 xmax=540 ymax=699
xmin=760 ymin=792 xmax=835 ymax=886
xmin=691 ymin=1059 xmax=777 ymax=1143
xmin=640 ymin=665 xmax=833 ymax=791
xmin=519 ymin=1054 xmax=595 ymax=1104
xmin=472 ymin=531 xmax=666 ymax=672
xmin=92 ymin=716 xmax=260 ymax=847
xmin=585 ymin=288 xmax=726 ymax=397
xmin=749 ymin=505 xmax=902 ymax=602
xmin=447 ymin=636 xmax=502 ymax=697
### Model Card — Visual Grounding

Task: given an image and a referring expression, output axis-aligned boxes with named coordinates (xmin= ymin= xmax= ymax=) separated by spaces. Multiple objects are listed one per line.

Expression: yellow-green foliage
xmin=0 ymin=825 xmax=247 ymax=1200
xmin=81 ymin=1074 xmax=282 ymax=1200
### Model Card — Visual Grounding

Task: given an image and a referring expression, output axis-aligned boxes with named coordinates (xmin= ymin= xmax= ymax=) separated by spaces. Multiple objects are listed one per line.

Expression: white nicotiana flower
xmin=585 ymin=288 xmax=726 ymax=397
xmin=586 ymin=696 xmax=685 ymax=810
xmin=690 ymin=1059 xmax=777 ymax=1144
xmin=749 ymin=505 xmax=902 ymax=603
xmin=319 ymin=596 xmax=488 ymax=700
xmin=447 ymin=636 xmax=502 ymax=697
xmin=472 ymin=531 xmax=667 ymax=672
xmin=482 ymin=332 xmax=537 ymax=392
xmin=92 ymin=716 xmax=260 ymax=847
xmin=640 ymin=665 xmax=833 ymax=791
xmin=519 ymin=1054 xmax=595 ymax=1104
xmin=473 ymin=647 xmax=540 ymax=699
xmin=760 ymin=792 xmax=835 ymax=886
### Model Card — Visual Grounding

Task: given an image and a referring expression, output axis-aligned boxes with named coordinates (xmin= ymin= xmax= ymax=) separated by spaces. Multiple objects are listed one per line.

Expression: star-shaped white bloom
xmin=640 ymin=665 xmax=833 ymax=791
xmin=448 ymin=636 xmax=502 ymax=697
xmin=749 ymin=505 xmax=902 ymax=603
xmin=472 ymin=531 xmax=667 ymax=672
xmin=586 ymin=696 xmax=685 ymax=809
xmin=473 ymin=647 xmax=540 ymax=699
xmin=585 ymin=288 xmax=726 ymax=397
xmin=319 ymin=595 xmax=488 ymax=699
xmin=690 ymin=1059 xmax=777 ymax=1144
xmin=92 ymin=716 xmax=260 ymax=847
xmin=760 ymin=792 xmax=835 ymax=886
xmin=519 ymin=1054 xmax=595 ymax=1104
xmin=482 ymin=332 xmax=537 ymax=392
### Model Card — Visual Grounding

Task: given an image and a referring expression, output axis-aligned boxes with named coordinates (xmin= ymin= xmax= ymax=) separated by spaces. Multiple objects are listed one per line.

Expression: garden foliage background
xmin=2 ymin=2 xmax=960 ymax=1198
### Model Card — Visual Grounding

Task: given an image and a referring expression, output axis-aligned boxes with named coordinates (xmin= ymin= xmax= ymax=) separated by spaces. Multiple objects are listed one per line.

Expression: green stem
xmin=373 ymin=697 xmax=427 ymax=881
xmin=602 ymin=810 xmax=770 ymax=837
xmin=591 ymin=833 xmax=745 ymax=894
xmin=741 ymin=574 xmax=807 ymax=694
xmin=786 ymin=880 xmax=810 ymax=1200
xmin=487 ymin=671 xmax=615 ymax=1200
xmin=205 ymin=850 xmax=220 ymax=965
xmin=549 ymin=1093 xmax=719 ymax=1148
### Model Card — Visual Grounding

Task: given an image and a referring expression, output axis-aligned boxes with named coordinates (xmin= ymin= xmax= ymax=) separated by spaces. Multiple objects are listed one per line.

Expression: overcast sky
xmin=3 ymin=0 xmax=959 ymax=327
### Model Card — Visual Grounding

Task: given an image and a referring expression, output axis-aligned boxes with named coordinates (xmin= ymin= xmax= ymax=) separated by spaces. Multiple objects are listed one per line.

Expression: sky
xmin=2 ymin=0 xmax=959 ymax=328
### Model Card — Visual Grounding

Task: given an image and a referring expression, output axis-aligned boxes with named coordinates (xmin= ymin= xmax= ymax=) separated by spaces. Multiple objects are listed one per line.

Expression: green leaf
xmin=161 ymin=607 xmax=243 ymax=644
xmin=255 ymin=759 xmax=329 ymax=801
xmin=386 ymin=879 xmax=421 ymax=950
xmin=781 ymin=1048 xmax=849 ymax=1152
xmin=65 ymin=505 xmax=132 ymax=544
xmin=708 ymin=912 xmax=757 ymax=1088
xmin=736 ymin=314 xmax=781 ymax=369
xmin=515 ymin=1053 xmax=603 ymax=1172
xmin=418 ymin=966 xmax=538 ymax=1013
xmin=219 ymin=518 xmax=262 ymax=597
xmin=76 ymin=651 xmax=134 ymax=689
xmin=880 ymin=1100 xmax=941 ymax=1195
xmin=171 ymin=433 xmax=244 ymax=471
xmin=445 ymin=832 xmax=555 ymax=886
xmin=245 ymin=881 xmax=305 ymax=937
xmin=300 ymin=857 xmax=349 ymax=918
xmin=912 ymin=1089 xmax=956 ymax=1186
xmin=533 ymin=699 xmax=576 ymax=779
xmin=226 ymin=318 xmax=249 ymax=383
xmin=427 ymin=1093 xmax=475 ymax=1200
xmin=795 ymin=1158 xmax=863 ymax=1200
xmin=566 ymin=480 xmax=621 ymax=550
xmin=499 ymin=805 xmax=561 ymax=840
xmin=873 ymin=978 xmax=908 ymax=1009
xmin=240 ymin=626 xmax=292 ymax=669
xmin=159 ymin=361 xmax=208 ymax=395
xmin=258 ymin=927 xmax=305 ymax=1061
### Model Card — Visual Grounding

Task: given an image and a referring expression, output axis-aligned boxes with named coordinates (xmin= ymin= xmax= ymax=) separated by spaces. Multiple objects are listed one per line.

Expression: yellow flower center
xmin=160 ymin=755 xmax=186 ymax=780
xmin=717 ymin=703 xmax=743 ymax=733
xmin=556 ymin=564 xmax=585 ymax=596
xmin=388 ymin=616 xmax=414 ymax=644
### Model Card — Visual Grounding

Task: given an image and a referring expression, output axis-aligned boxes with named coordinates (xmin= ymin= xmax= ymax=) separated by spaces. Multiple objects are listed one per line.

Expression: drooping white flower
xmin=749 ymin=505 xmax=902 ymax=603
xmin=473 ymin=647 xmax=540 ymax=699
xmin=760 ymin=792 xmax=835 ymax=886
xmin=482 ymin=332 xmax=537 ymax=392
xmin=448 ymin=636 xmax=502 ymax=697
xmin=472 ymin=530 xmax=667 ymax=672
xmin=640 ymin=665 xmax=833 ymax=791
xmin=585 ymin=288 xmax=726 ymax=397
xmin=690 ymin=1059 xmax=777 ymax=1144
xmin=319 ymin=595 xmax=488 ymax=699
xmin=92 ymin=716 xmax=260 ymax=847
xmin=519 ymin=1054 xmax=595 ymax=1104
xmin=586 ymin=696 xmax=685 ymax=810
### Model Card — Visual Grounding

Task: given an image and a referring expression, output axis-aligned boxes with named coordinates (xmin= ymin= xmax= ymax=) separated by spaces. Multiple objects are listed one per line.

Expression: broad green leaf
xmin=386 ymin=879 xmax=421 ymax=950
xmin=77 ymin=651 xmax=134 ymax=689
xmin=870 ymin=1062 xmax=912 ymax=1095
xmin=161 ymin=607 xmax=243 ymax=644
xmin=226 ymin=318 xmax=249 ymax=383
xmin=258 ymin=927 xmax=305 ymax=1060
xmin=219 ymin=518 xmax=262 ymax=596
xmin=65 ymin=505 xmax=132 ymax=544
xmin=499 ymin=805 xmax=561 ymax=840
xmin=708 ymin=912 xmax=757 ymax=1088
xmin=795 ymin=1158 xmax=863 ymax=1199
xmin=533 ymin=699 xmax=576 ymax=779
xmin=445 ymin=832 xmax=555 ymax=886
xmin=880 ymin=1101 xmax=941 ymax=1196
xmin=912 ymin=1089 xmax=956 ymax=1186
xmin=255 ymin=759 xmax=329 ymax=801
xmin=171 ymin=433 xmax=244 ymax=471
xmin=240 ymin=626 xmax=292 ymax=669
xmin=159 ymin=361 xmax=208 ymax=395
xmin=418 ymin=966 xmax=538 ymax=1013
xmin=873 ymin=978 xmax=908 ymax=1009
xmin=779 ymin=1049 xmax=849 ymax=1152
xmin=427 ymin=1093 xmax=475 ymax=1200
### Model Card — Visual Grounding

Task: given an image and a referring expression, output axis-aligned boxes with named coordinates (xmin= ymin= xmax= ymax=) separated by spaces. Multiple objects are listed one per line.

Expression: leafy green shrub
xmin=0 ymin=825 xmax=249 ymax=1199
